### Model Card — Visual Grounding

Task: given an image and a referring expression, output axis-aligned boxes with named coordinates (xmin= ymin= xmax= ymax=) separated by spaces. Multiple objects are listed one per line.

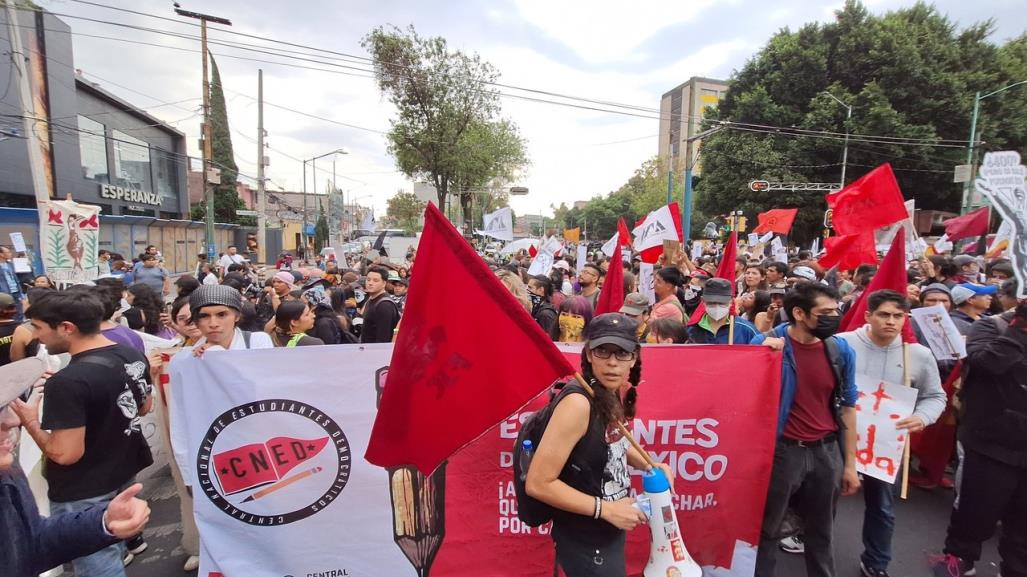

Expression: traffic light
xmin=737 ymin=216 xmax=748 ymax=232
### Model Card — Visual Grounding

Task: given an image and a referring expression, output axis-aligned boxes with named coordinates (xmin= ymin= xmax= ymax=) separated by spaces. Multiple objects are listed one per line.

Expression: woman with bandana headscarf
xmin=302 ymin=282 xmax=347 ymax=344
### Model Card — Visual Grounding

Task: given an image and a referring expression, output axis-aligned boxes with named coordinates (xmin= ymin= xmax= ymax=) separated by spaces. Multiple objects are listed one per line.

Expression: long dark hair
xmin=579 ymin=345 xmax=642 ymax=427
xmin=272 ymin=300 xmax=308 ymax=346
xmin=127 ymin=284 xmax=163 ymax=335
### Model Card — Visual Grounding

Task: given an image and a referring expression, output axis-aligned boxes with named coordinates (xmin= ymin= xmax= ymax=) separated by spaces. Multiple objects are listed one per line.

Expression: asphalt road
xmin=120 ymin=466 xmax=1001 ymax=577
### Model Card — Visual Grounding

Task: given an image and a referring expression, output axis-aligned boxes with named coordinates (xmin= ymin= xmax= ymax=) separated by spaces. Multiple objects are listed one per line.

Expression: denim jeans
xmin=50 ymin=490 xmax=126 ymax=577
xmin=860 ymin=475 xmax=897 ymax=571
xmin=756 ymin=438 xmax=843 ymax=577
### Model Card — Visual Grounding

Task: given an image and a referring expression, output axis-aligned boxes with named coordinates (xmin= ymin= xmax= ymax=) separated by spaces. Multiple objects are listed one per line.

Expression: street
xmin=122 ymin=465 xmax=1002 ymax=577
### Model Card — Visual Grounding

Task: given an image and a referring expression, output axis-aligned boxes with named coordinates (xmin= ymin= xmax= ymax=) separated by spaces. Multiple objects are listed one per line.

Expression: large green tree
xmin=697 ymin=1 xmax=1027 ymax=243
xmin=362 ymin=26 xmax=528 ymax=234
xmin=191 ymin=53 xmax=246 ymax=224
xmin=386 ymin=191 xmax=427 ymax=233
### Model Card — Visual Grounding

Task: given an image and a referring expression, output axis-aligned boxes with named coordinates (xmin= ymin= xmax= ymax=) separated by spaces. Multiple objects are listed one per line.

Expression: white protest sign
xmin=639 ymin=262 xmax=656 ymax=305
xmin=911 ymin=304 xmax=966 ymax=361
xmin=759 ymin=231 xmax=775 ymax=245
xmin=975 ymin=150 xmax=1027 ymax=297
xmin=691 ymin=241 xmax=705 ymax=260
xmin=526 ymin=251 xmax=553 ymax=276
xmin=12 ymin=258 xmax=31 ymax=273
xmin=476 ymin=207 xmax=514 ymax=241
xmin=9 ymin=232 xmax=27 ymax=253
xmin=747 ymin=233 xmax=759 ymax=246
xmin=933 ymin=233 xmax=953 ymax=254
xmin=854 ymin=375 xmax=919 ymax=484
xmin=576 ymin=244 xmax=587 ymax=275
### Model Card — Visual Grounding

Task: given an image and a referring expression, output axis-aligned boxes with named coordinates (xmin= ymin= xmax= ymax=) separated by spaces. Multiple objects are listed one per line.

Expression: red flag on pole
xmin=365 ymin=203 xmax=576 ymax=474
xmin=827 ymin=164 xmax=908 ymax=235
xmin=753 ymin=208 xmax=798 ymax=235
xmin=818 ymin=231 xmax=878 ymax=271
xmin=942 ymin=207 xmax=990 ymax=241
xmin=594 ymin=235 xmax=625 ymax=316
xmin=688 ymin=231 xmax=737 ymax=325
xmin=839 ymin=228 xmax=917 ymax=342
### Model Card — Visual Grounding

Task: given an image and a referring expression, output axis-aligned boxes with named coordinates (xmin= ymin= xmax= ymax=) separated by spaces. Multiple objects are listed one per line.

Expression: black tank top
xmin=0 ymin=322 xmax=17 ymax=366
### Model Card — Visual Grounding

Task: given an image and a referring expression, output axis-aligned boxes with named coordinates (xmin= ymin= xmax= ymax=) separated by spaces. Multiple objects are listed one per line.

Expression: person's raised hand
xmin=104 ymin=483 xmax=150 ymax=539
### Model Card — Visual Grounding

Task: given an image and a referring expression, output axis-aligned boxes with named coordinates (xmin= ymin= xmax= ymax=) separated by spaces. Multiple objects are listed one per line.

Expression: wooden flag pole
xmin=728 ymin=315 xmax=736 ymax=345
xmin=900 ymin=342 xmax=912 ymax=499
xmin=574 ymin=372 xmax=657 ymax=469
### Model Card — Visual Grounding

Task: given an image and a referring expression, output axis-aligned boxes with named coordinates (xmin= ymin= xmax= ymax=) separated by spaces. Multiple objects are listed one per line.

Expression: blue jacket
xmin=1 ymin=465 xmax=118 ymax=577
xmin=751 ymin=323 xmax=858 ymax=437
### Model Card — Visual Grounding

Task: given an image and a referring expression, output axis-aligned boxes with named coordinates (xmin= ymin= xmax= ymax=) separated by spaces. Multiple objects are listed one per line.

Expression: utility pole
xmin=5 ymin=3 xmax=50 ymax=206
xmin=174 ymin=5 xmax=232 ymax=263
xmin=822 ymin=91 xmax=852 ymax=189
xmin=960 ymin=80 xmax=1027 ymax=214
xmin=256 ymin=69 xmax=266 ymax=264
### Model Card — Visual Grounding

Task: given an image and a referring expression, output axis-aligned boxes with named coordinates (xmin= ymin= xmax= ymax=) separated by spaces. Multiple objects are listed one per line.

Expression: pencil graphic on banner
xmin=242 ymin=466 xmax=323 ymax=502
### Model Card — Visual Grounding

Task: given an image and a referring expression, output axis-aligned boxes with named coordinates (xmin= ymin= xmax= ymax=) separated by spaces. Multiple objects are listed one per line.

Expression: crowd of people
xmin=0 ymin=232 xmax=1024 ymax=577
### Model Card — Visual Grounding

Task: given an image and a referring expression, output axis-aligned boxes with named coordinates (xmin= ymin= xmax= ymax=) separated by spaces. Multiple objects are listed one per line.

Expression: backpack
xmin=512 ymin=382 xmax=597 ymax=527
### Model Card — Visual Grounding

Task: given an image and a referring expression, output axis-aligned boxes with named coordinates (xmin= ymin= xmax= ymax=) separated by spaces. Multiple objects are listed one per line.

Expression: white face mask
xmin=706 ymin=304 xmax=730 ymax=321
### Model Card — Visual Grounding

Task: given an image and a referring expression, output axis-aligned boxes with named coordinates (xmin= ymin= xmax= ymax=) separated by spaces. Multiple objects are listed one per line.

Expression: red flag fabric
xmin=753 ymin=208 xmax=799 ymax=235
xmin=688 ymin=231 xmax=737 ymax=325
xmin=594 ymin=235 xmax=625 ymax=316
xmin=365 ymin=202 xmax=576 ymax=474
xmin=942 ymin=207 xmax=990 ymax=241
xmin=818 ymin=231 xmax=878 ymax=271
xmin=528 ymin=244 xmax=537 ymax=258
xmin=827 ymin=164 xmax=908 ymax=235
xmin=839 ymin=228 xmax=917 ymax=342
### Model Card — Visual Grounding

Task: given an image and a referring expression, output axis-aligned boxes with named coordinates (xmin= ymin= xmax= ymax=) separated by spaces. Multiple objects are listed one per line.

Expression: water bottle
xmin=518 ymin=439 xmax=534 ymax=482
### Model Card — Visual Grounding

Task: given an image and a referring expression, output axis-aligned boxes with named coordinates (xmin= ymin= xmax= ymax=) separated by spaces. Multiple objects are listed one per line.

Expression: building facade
xmin=658 ymin=77 xmax=729 ymax=175
xmin=0 ymin=9 xmax=189 ymax=218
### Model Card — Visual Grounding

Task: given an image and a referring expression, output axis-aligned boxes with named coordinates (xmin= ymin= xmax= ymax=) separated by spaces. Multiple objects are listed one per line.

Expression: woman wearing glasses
xmin=525 ymin=313 xmax=673 ymax=577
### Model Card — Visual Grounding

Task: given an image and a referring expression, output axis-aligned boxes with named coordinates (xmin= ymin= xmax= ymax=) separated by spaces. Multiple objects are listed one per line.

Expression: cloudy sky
xmin=41 ymin=0 xmax=1023 ymax=219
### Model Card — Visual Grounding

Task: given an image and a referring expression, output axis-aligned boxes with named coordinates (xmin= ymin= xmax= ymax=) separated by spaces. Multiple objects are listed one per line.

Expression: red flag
xmin=942 ymin=207 xmax=989 ymax=241
xmin=528 ymin=244 xmax=537 ymax=258
xmin=753 ymin=208 xmax=798 ymax=235
xmin=827 ymin=164 xmax=907 ymax=235
xmin=839 ymin=228 xmax=917 ymax=342
xmin=688 ymin=231 xmax=737 ymax=325
xmin=634 ymin=203 xmax=682 ymax=264
xmin=818 ymin=231 xmax=877 ymax=271
xmin=594 ymin=235 xmax=625 ymax=316
xmin=366 ymin=203 xmax=576 ymax=474
xmin=213 ymin=436 xmax=329 ymax=494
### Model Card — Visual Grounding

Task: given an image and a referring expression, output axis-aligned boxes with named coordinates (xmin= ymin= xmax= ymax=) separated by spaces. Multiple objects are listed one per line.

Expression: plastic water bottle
xmin=642 ymin=468 xmax=701 ymax=577
xmin=518 ymin=440 xmax=534 ymax=482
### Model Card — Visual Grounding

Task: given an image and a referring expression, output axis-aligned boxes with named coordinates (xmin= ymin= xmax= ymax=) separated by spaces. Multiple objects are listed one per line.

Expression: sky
xmin=40 ymin=0 xmax=1025 ymax=220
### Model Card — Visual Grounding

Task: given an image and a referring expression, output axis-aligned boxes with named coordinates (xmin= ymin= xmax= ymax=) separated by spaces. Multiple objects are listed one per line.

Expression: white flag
xmin=639 ymin=263 xmax=656 ymax=305
xmin=360 ymin=208 xmax=376 ymax=232
xmin=632 ymin=204 xmax=679 ymax=253
xmin=526 ymin=252 xmax=554 ymax=276
xmin=933 ymin=233 xmax=953 ymax=254
xmin=576 ymin=244 xmax=588 ymax=274
xmin=601 ymin=231 xmax=619 ymax=258
xmin=476 ymin=207 xmax=513 ymax=241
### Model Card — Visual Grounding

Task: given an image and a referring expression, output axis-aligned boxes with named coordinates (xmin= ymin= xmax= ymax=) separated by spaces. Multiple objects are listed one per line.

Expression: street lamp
xmin=822 ymin=91 xmax=853 ymax=190
xmin=961 ymin=80 xmax=1027 ymax=214
xmin=302 ymin=148 xmax=348 ymax=254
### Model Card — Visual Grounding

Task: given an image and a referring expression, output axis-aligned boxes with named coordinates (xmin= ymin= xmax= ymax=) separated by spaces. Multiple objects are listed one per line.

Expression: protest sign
xmin=526 ymin=251 xmax=553 ymax=276
xmin=911 ymin=305 xmax=966 ymax=361
xmin=40 ymin=199 xmax=100 ymax=284
xmin=854 ymin=375 xmax=919 ymax=484
xmin=747 ymin=233 xmax=759 ymax=247
xmin=975 ymin=150 xmax=1027 ymax=297
xmin=9 ymin=232 xmax=27 ymax=253
xmin=639 ymin=262 xmax=656 ymax=304
xmin=171 ymin=344 xmax=782 ymax=577
xmin=576 ymin=244 xmax=587 ymax=274
xmin=664 ymin=239 xmax=681 ymax=263
xmin=476 ymin=207 xmax=514 ymax=241
xmin=692 ymin=240 xmax=705 ymax=260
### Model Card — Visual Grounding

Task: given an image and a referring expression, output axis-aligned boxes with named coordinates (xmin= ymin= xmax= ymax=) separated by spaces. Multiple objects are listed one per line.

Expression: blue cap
xmin=642 ymin=468 xmax=671 ymax=493
xmin=958 ymin=283 xmax=998 ymax=296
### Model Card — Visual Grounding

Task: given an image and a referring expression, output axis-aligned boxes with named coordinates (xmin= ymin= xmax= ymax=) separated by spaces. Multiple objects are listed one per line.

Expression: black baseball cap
xmin=586 ymin=313 xmax=639 ymax=352
xmin=702 ymin=278 xmax=734 ymax=305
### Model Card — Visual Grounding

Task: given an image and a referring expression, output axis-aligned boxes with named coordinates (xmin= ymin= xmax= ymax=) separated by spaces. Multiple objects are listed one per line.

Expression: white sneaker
xmin=183 ymin=555 xmax=200 ymax=572
xmin=779 ymin=535 xmax=805 ymax=554
xmin=123 ymin=552 xmax=135 ymax=567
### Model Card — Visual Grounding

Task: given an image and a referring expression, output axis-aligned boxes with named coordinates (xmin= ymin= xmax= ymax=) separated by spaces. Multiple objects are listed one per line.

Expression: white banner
xmin=911 ymin=304 xmax=967 ymax=361
xmin=576 ymin=244 xmax=587 ymax=275
xmin=639 ymin=262 xmax=656 ymax=305
xmin=601 ymin=231 xmax=620 ymax=258
xmin=40 ymin=199 xmax=100 ymax=284
xmin=526 ymin=251 xmax=554 ymax=276
xmin=853 ymin=375 xmax=918 ymax=484
xmin=476 ymin=207 xmax=513 ymax=241
xmin=169 ymin=345 xmax=413 ymax=577
xmin=976 ymin=151 xmax=1027 ymax=297
xmin=632 ymin=204 xmax=678 ymax=252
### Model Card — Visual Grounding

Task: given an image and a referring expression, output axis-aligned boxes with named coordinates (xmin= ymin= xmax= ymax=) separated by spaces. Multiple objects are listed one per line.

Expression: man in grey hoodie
xmin=837 ymin=289 xmax=945 ymax=577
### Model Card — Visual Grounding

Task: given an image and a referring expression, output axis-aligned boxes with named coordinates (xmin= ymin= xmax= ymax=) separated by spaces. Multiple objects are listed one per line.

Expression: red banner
xmin=433 ymin=344 xmax=782 ymax=576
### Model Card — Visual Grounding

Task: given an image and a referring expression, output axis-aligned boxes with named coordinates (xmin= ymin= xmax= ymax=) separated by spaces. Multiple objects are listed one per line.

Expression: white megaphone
xmin=642 ymin=469 xmax=702 ymax=577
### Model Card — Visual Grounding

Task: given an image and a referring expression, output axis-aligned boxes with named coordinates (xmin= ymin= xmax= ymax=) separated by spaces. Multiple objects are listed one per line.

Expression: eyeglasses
xmin=591 ymin=347 xmax=636 ymax=361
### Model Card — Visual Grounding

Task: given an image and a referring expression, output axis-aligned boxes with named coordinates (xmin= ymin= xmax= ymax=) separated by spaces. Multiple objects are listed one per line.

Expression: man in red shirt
xmin=752 ymin=283 xmax=860 ymax=577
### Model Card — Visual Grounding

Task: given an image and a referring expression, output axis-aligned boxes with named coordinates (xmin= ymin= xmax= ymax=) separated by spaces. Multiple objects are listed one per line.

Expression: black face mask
xmin=810 ymin=314 xmax=841 ymax=340
xmin=529 ymin=293 xmax=544 ymax=312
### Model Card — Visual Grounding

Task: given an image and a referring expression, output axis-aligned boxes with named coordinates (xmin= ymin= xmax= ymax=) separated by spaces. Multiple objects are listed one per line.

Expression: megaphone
xmin=642 ymin=469 xmax=702 ymax=577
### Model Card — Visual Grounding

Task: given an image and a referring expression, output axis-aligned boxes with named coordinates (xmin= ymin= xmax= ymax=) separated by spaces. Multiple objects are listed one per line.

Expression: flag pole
xmin=728 ymin=315 xmax=736 ymax=345
xmin=900 ymin=342 xmax=912 ymax=499
xmin=573 ymin=373 xmax=657 ymax=469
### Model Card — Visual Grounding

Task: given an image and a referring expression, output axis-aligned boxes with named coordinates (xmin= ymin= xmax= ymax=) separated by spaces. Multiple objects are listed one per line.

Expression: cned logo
xmin=197 ymin=399 xmax=351 ymax=526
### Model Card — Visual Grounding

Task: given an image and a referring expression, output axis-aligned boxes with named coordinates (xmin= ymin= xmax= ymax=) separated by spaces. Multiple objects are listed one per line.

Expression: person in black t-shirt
xmin=360 ymin=266 xmax=401 ymax=344
xmin=0 ymin=293 xmax=18 ymax=367
xmin=11 ymin=288 xmax=153 ymax=577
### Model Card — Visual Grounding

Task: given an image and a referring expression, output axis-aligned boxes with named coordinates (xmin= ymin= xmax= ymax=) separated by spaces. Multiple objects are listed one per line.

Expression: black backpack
xmin=512 ymin=382 xmax=596 ymax=527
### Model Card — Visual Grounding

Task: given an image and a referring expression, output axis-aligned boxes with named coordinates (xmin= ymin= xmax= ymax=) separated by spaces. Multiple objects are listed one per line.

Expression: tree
xmin=362 ymin=26 xmax=528 ymax=234
xmin=191 ymin=54 xmax=246 ymax=224
xmin=314 ymin=204 xmax=329 ymax=253
xmin=386 ymin=191 xmax=426 ymax=233
xmin=697 ymin=0 xmax=1027 ymax=242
